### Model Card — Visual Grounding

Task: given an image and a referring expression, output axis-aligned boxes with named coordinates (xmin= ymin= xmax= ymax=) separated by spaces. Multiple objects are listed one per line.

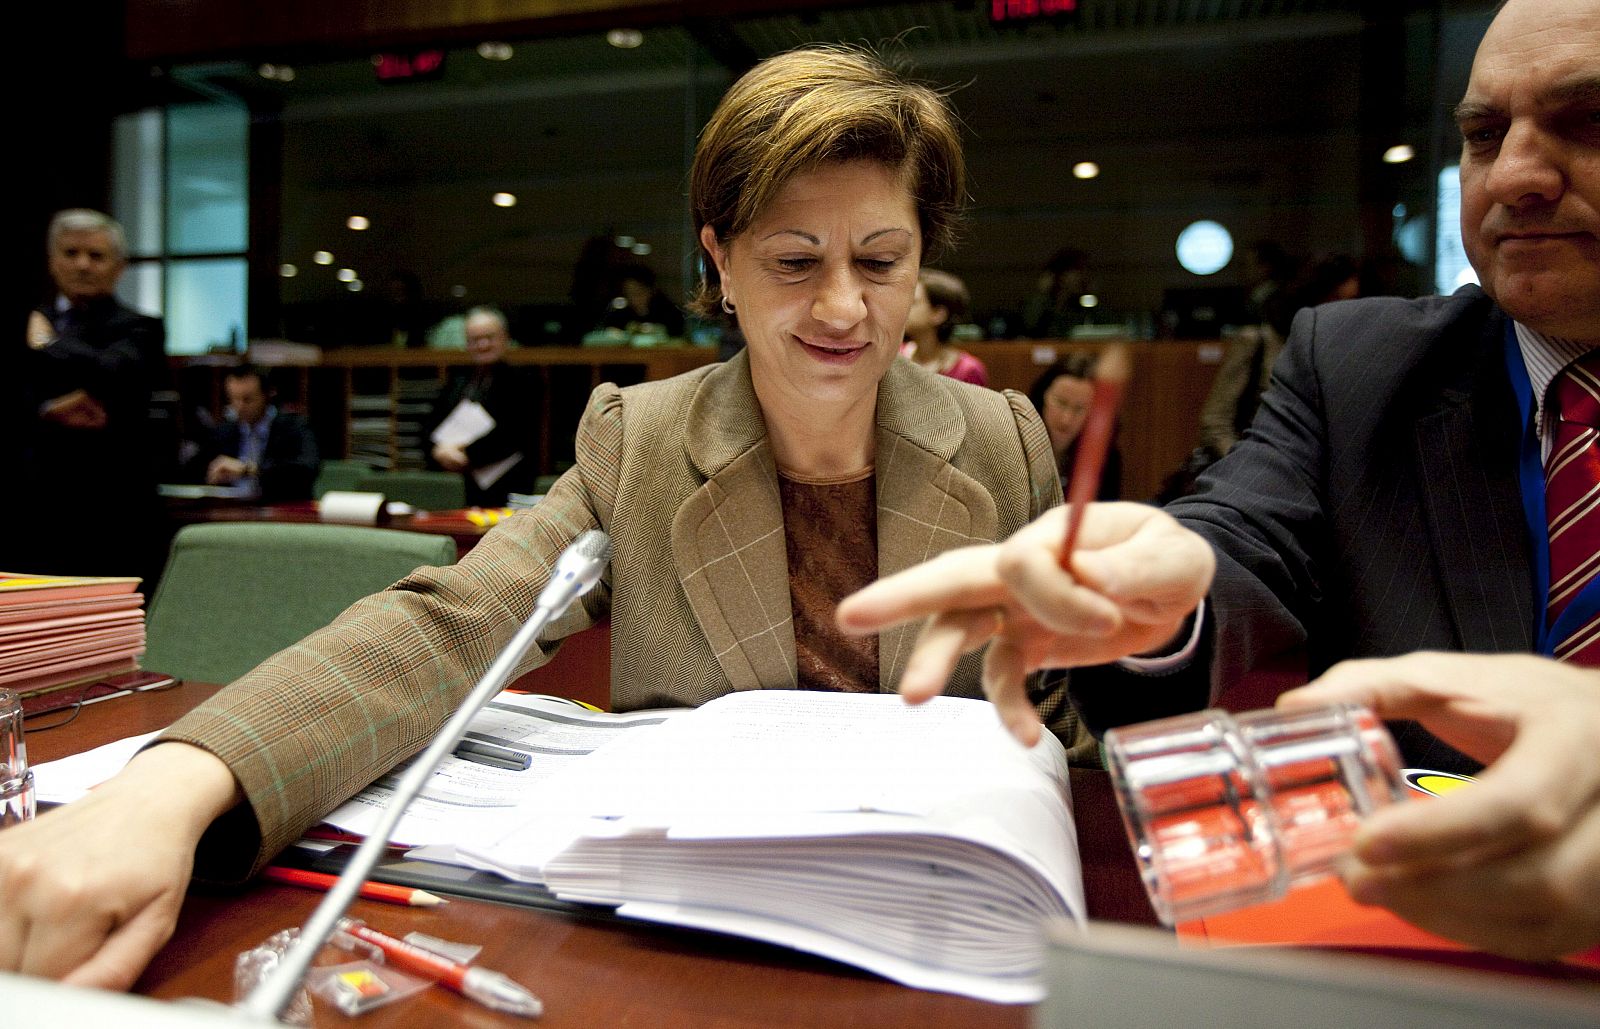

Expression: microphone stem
xmin=240 ymin=602 xmax=560 ymax=1022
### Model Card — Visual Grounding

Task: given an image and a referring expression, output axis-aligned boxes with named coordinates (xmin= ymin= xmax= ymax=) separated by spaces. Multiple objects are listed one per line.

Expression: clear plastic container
xmin=1104 ymin=704 xmax=1405 ymax=924
xmin=0 ymin=690 xmax=35 ymax=828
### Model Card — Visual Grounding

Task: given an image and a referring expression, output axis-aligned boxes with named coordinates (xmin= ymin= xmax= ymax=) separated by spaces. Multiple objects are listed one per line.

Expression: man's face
xmin=1456 ymin=0 xmax=1600 ymax=343
xmin=465 ymin=314 xmax=510 ymax=364
xmin=225 ymin=376 xmax=269 ymax=425
xmin=49 ymin=229 xmax=125 ymax=305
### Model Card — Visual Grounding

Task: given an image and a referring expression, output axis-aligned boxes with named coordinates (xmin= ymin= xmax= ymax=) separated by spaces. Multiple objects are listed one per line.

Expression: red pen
xmin=1060 ymin=345 xmax=1131 ymax=565
xmin=261 ymin=865 xmax=447 ymax=907
xmin=336 ymin=918 xmax=543 ymax=1018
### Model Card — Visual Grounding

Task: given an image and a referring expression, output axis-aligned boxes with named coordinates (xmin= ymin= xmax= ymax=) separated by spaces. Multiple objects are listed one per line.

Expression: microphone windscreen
xmin=573 ymin=530 xmax=612 ymax=565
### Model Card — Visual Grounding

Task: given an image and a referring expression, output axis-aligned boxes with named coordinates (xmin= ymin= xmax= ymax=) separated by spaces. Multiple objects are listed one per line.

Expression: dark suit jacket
xmin=1073 ymin=287 xmax=1534 ymax=773
xmin=420 ymin=362 xmax=537 ymax=505
xmin=17 ymin=297 xmax=167 ymax=579
xmin=201 ymin=413 xmax=321 ymax=502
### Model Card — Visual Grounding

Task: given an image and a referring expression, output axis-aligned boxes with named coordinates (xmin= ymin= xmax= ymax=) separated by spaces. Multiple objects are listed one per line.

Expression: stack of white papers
xmin=456 ymin=691 xmax=1084 ymax=1003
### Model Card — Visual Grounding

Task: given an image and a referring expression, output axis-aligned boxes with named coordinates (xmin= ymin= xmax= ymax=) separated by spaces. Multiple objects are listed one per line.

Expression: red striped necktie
xmin=1546 ymin=351 xmax=1600 ymax=665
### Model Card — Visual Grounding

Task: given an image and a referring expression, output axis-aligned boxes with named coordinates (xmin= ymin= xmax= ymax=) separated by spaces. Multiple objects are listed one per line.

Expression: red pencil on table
xmin=1059 ymin=345 xmax=1131 ymax=566
xmin=336 ymin=918 xmax=543 ymax=1017
xmin=261 ymin=865 xmax=447 ymax=907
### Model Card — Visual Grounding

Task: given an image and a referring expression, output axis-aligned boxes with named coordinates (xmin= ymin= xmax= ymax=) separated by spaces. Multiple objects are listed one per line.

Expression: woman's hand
xmin=0 ymin=742 xmax=240 ymax=989
xmin=1280 ymin=653 xmax=1600 ymax=959
xmin=839 ymin=503 xmax=1214 ymax=745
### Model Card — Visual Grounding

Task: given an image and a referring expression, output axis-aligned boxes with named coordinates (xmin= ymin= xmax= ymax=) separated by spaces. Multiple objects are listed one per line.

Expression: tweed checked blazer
xmin=163 ymin=350 xmax=1068 ymax=878
xmin=1073 ymin=287 xmax=1539 ymax=774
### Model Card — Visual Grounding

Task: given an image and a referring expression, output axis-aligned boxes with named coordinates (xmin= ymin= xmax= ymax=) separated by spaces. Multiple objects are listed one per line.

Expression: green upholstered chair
xmin=313 ymin=458 xmax=372 ymax=499
xmin=142 ymin=522 xmax=456 ymax=685
xmin=354 ymin=470 xmax=467 ymax=511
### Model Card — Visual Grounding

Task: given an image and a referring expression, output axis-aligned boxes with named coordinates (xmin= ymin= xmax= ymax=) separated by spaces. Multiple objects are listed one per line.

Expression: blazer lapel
xmin=671 ymin=352 xmax=797 ymax=690
xmin=873 ymin=361 xmax=1000 ymax=687
xmin=1413 ymin=307 xmax=1535 ymax=652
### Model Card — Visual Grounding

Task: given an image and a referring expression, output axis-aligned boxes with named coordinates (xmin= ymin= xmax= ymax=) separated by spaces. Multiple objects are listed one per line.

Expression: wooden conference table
xmin=28 ymin=681 xmax=1158 ymax=1028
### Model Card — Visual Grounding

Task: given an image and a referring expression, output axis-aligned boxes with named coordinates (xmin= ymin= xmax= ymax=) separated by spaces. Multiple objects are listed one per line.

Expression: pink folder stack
xmin=0 ymin=572 xmax=146 ymax=699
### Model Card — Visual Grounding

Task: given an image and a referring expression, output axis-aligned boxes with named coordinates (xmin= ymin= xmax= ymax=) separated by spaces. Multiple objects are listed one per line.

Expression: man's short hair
xmin=919 ymin=268 xmax=969 ymax=343
xmin=47 ymin=209 xmax=128 ymax=261
xmin=464 ymin=305 xmax=509 ymax=331
xmin=223 ymin=364 xmax=270 ymax=391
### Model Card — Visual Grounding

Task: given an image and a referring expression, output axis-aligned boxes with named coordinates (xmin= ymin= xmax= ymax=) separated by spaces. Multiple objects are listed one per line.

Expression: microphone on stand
xmin=239 ymin=530 xmax=613 ymax=1022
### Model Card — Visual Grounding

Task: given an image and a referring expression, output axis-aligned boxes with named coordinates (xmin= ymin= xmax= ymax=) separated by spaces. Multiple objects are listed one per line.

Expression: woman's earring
xmin=721 ymin=295 xmax=736 ymax=315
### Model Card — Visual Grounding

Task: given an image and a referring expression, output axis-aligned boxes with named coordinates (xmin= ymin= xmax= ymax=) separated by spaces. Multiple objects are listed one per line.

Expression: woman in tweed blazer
xmin=0 ymin=46 xmax=1078 ymax=988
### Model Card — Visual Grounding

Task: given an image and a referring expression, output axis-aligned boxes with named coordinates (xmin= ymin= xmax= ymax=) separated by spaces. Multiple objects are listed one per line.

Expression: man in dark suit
xmin=196 ymin=365 xmax=320 ymax=502
xmin=18 ymin=209 xmax=167 ymax=582
xmin=842 ymin=0 xmax=1600 ymax=771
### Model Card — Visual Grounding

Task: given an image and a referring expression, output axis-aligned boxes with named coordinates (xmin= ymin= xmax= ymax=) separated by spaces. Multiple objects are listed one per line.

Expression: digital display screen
xmin=989 ymin=0 xmax=1079 ymax=24
xmin=374 ymin=50 xmax=447 ymax=83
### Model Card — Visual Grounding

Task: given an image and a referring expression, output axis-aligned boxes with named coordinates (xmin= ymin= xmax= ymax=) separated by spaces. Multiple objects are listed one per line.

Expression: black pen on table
xmin=453 ymin=738 xmax=533 ymax=770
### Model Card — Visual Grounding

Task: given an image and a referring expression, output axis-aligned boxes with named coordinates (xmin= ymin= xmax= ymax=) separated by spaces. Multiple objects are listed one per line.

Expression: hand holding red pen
xmin=839 ymin=502 xmax=1213 ymax=745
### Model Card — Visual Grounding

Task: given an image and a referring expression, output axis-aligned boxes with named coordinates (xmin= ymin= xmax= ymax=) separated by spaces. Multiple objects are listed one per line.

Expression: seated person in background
xmin=1198 ymin=253 xmax=1361 ymax=458
xmin=195 ymin=365 xmax=319 ymax=502
xmin=423 ymin=306 xmax=537 ymax=506
xmin=1028 ymin=354 xmax=1121 ymax=499
xmin=1021 ymin=247 xmax=1092 ymax=339
xmin=601 ymin=264 xmax=685 ymax=339
xmin=0 ymin=44 xmax=1079 ymax=991
xmin=899 ymin=268 xmax=987 ymax=386
xmin=838 ymin=518 xmax=1600 ymax=959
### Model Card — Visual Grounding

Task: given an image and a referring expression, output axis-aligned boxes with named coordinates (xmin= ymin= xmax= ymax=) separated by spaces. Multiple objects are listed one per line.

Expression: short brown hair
xmin=690 ymin=45 xmax=966 ymax=316
xmin=918 ymin=268 xmax=969 ymax=342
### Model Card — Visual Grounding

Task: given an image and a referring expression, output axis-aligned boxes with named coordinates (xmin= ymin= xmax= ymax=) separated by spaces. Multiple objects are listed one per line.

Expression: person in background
xmin=1021 ymin=247 xmax=1092 ymax=339
xmin=899 ymin=268 xmax=988 ymax=386
xmin=422 ymin=306 xmax=536 ymax=506
xmin=193 ymin=366 xmax=320 ymax=502
xmin=0 ymin=44 xmax=1077 ymax=992
xmin=18 ymin=209 xmax=167 ymax=583
xmin=1029 ymin=354 xmax=1121 ymax=500
xmin=1198 ymin=254 xmax=1361 ymax=459
xmin=601 ymin=264 xmax=686 ymax=339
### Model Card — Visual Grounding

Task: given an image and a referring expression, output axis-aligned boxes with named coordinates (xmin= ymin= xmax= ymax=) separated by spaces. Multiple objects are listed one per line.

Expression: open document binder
xmin=327 ymin=690 xmax=1084 ymax=1003
xmin=39 ymin=691 xmax=1084 ymax=1002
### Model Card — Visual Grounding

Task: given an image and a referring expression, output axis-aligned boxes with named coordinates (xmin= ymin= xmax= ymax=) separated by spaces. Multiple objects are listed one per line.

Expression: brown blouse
xmin=778 ymin=467 xmax=879 ymax=693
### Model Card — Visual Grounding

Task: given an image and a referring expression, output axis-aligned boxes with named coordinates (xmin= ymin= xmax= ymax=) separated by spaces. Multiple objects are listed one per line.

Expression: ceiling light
xmin=1079 ymin=294 xmax=1099 ymax=309
xmin=631 ymin=243 xmax=652 ymax=256
xmin=258 ymin=63 xmax=278 ymax=79
xmin=1072 ymin=161 xmax=1100 ymax=180
xmin=492 ymin=192 xmax=517 ymax=208
xmin=451 ymin=285 xmax=467 ymax=298
xmin=477 ymin=41 xmax=513 ymax=61
xmin=337 ymin=268 xmax=357 ymax=282
xmin=313 ymin=251 xmax=334 ymax=265
xmin=277 ymin=66 xmax=296 ymax=82
xmin=258 ymin=63 xmax=295 ymax=82
xmin=347 ymin=279 xmax=364 ymax=292
xmin=279 ymin=263 xmax=298 ymax=278
xmin=347 ymin=215 xmax=370 ymax=231
xmin=1382 ymin=144 xmax=1415 ymax=164
xmin=614 ymin=235 xmax=635 ymax=249
xmin=606 ymin=28 xmax=644 ymax=49
xmin=1175 ymin=220 xmax=1234 ymax=276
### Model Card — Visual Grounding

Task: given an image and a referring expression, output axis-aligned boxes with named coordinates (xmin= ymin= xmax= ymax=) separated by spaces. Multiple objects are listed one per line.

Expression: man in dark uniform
xmin=20 ymin=209 xmax=167 ymax=584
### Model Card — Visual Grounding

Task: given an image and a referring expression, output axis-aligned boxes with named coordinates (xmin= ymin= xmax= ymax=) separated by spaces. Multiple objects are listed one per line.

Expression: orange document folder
xmin=1179 ymin=874 xmax=1600 ymax=978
